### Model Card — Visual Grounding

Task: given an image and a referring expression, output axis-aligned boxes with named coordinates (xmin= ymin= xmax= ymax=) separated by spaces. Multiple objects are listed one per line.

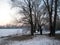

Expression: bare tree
xmin=32 ymin=0 xmax=43 ymax=35
xmin=11 ymin=0 xmax=54 ymax=35
xmin=52 ymin=0 xmax=58 ymax=36
xmin=43 ymin=0 xmax=53 ymax=36
xmin=21 ymin=0 xmax=34 ymax=35
xmin=43 ymin=0 xmax=58 ymax=36
xmin=21 ymin=0 xmax=43 ymax=35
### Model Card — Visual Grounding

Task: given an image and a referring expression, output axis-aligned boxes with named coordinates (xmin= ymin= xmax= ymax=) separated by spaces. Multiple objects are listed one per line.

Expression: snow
xmin=0 ymin=29 xmax=60 ymax=37
xmin=0 ymin=35 xmax=60 ymax=45
xmin=0 ymin=29 xmax=23 ymax=37
xmin=0 ymin=29 xmax=31 ymax=37
xmin=0 ymin=29 xmax=60 ymax=45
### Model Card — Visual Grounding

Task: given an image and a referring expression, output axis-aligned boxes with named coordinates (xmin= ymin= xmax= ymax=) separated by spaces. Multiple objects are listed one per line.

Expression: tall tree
xmin=43 ymin=0 xmax=58 ymax=36
xmin=43 ymin=0 xmax=54 ymax=36
xmin=11 ymin=0 xmax=50 ymax=35
xmin=11 ymin=0 xmax=34 ymax=35
xmin=28 ymin=0 xmax=34 ymax=35
xmin=52 ymin=0 xmax=58 ymax=36
xmin=32 ymin=0 xmax=43 ymax=35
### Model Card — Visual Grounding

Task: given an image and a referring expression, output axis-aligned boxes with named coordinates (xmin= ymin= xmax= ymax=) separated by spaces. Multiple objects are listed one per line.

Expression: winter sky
xmin=0 ymin=0 xmax=22 ymax=26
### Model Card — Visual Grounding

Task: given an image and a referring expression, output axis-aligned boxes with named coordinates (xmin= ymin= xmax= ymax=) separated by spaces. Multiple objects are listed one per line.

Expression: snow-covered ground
xmin=0 ymin=29 xmax=22 ymax=37
xmin=0 ymin=29 xmax=60 ymax=37
xmin=0 ymin=29 xmax=30 ymax=37
xmin=0 ymin=35 xmax=60 ymax=45
xmin=0 ymin=29 xmax=60 ymax=45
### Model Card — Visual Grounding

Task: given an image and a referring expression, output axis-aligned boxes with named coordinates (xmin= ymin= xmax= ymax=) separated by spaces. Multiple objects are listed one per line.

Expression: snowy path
xmin=0 ymin=35 xmax=60 ymax=45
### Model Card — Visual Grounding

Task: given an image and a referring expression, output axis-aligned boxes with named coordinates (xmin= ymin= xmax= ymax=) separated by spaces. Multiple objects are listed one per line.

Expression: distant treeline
xmin=0 ymin=26 xmax=30 ymax=29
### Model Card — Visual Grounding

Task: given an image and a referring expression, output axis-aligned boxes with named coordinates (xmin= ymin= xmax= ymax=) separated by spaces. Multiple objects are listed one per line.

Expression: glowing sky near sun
xmin=0 ymin=0 xmax=21 ymax=26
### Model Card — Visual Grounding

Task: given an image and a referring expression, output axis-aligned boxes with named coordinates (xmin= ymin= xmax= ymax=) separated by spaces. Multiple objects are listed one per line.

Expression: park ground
xmin=0 ymin=34 xmax=60 ymax=45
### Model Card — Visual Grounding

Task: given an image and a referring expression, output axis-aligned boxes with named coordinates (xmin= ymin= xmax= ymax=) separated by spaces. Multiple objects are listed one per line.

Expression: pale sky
xmin=0 ymin=0 xmax=22 ymax=26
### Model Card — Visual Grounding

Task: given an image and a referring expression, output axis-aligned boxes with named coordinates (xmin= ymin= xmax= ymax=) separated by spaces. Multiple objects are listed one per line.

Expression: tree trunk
xmin=30 ymin=17 xmax=34 ymax=35
xmin=38 ymin=24 xmax=42 ymax=35
xmin=28 ymin=0 xmax=34 ymax=35
xmin=48 ymin=0 xmax=53 ymax=36
xmin=49 ymin=13 xmax=53 ymax=36
xmin=52 ymin=0 xmax=58 ymax=36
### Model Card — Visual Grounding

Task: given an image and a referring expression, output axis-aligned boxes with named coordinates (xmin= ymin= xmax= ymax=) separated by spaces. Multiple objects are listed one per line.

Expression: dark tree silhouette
xmin=52 ymin=0 xmax=58 ymax=36
xmin=11 ymin=0 xmax=59 ymax=36
xmin=43 ymin=0 xmax=58 ymax=36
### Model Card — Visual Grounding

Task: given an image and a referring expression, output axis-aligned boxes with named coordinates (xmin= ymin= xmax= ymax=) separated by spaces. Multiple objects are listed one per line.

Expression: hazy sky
xmin=0 ymin=0 xmax=22 ymax=26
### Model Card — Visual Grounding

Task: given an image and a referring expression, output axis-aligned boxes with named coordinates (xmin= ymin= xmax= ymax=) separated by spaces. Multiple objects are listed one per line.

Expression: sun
xmin=0 ymin=0 xmax=22 ymax=26
xmin=0 ymin=1 xmax=13 ymax=25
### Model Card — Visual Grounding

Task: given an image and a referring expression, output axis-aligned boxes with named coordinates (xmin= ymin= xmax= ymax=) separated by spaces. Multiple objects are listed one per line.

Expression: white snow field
xmin=0 ymin=29 xmax=30 ymax=37
xmin=0 ymin=29 xmax=60 ymax=37
xmin=0 ymin=29 xmax=60 ymax=45
xmin=0 ymin=35 xmax=60 ymax=45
